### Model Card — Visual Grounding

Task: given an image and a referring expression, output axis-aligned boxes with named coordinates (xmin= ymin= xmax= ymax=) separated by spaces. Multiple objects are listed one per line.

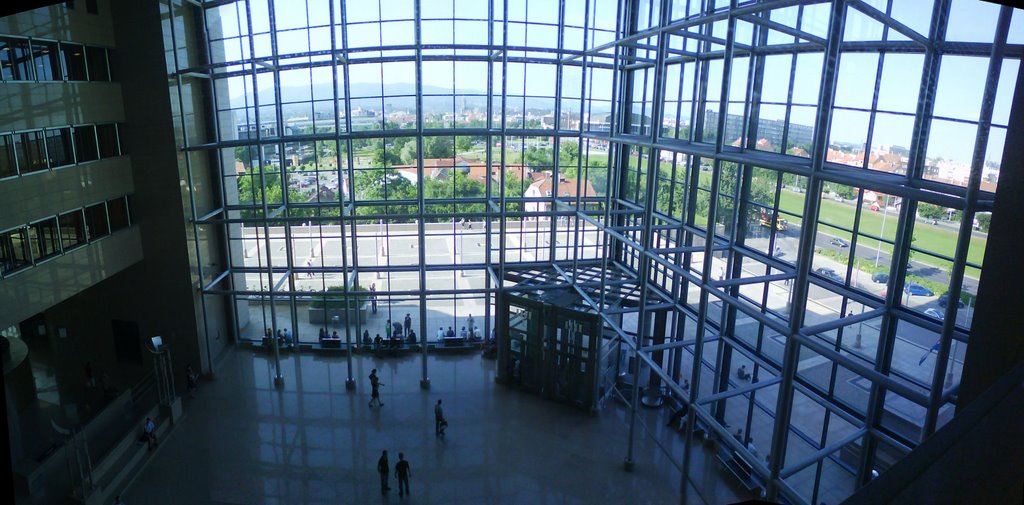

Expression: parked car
xmin=871 ymin=272 xmax=889 ymax=284
xmin=830 ymin=237 xmax=849 ymax=248
xmin=924 ymin=308 xmax=944 ymax=319
xmin=814 ymin=267 xmax=843 ymax=283
xmin=937 ymin=293 xmax=966 ymax=308
xmin=903 ymin=283 xmax=934 ymax=297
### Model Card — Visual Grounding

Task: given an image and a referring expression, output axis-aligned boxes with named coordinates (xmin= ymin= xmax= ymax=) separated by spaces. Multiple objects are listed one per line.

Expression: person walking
xmin=370 ymin=283 xmax=378 ymax=313
xmin=404 ymin=313 xmax=412 ymax=336
xmin=377 ymin=450 xmax=390 ymax=494
xmin=143 ymin=417 xmax=157 ymax=450
xmin=85 ymin=361 xmax=95 ymax=389
xmin=434 ymin=399 xmax=446 ymax=436
xmin=186 ymin=363 xmax=198 ymax=398
xmin=368 ymin=369 xmax=384 ymax=407
xmin=466 ymin=314 xmax=475 ymax=338
xmin=395 ymin=452 xmax=411 ymax=497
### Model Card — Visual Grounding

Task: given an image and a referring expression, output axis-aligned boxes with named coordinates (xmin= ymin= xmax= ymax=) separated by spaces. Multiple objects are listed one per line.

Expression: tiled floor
xmin=121 ymin=348 xmax=749 ymax=505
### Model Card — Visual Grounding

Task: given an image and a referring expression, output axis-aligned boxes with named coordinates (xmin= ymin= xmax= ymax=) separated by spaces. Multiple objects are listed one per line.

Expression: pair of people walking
xmin=377 ymin=450 xmax=412 ymax=497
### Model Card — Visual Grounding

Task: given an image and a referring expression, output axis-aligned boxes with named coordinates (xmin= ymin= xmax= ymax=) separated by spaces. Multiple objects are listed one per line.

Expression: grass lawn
xmin=775 ymin=190 xmax=984 ymax=278
xmin=689 ymin=168 xmax=984 ymax=278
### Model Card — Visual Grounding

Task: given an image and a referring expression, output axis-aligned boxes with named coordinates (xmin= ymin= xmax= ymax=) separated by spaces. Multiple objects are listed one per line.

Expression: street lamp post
xmin=459 ymin=223 xmax=466 ymax=277
xmin=309 ymin=222 xmax=316 ymax=258
xmin=945 ymin=297 xmax=972 ymax=387
xmin=875 ymin=194 xmax=890 ymax=268
xmin=375 ymin=219 xmax=383 ymax=279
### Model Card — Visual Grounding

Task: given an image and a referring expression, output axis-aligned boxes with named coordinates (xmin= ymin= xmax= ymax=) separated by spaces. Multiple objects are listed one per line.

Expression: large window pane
xmin=0 ymin=228 xmax=31 ymax=274
xmin=45 ymin=128 xmax=73 ymax=168
xmin=74 ymin=125 xmax=98 ymax=163
xmin=85 ymin=203 xmax=109 ymax=240
xmin=96 ymin=123 xmax=120 ymax=158
xmin=59 ymin=210 xmax=86 ymax=250
xmin=15 ymin=131 xmax=47 ymax=174
xmin=0 ymin=134 xmax=16 ymax=178
xmin=32 ymin=41 xmax=60 ymax=81
xmin=60 ymin=42 xmax=87 ymax=81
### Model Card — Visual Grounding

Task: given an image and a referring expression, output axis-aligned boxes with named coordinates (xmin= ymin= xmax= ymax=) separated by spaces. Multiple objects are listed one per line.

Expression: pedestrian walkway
xmin=120 ymin=347 xmax=718 ymax=504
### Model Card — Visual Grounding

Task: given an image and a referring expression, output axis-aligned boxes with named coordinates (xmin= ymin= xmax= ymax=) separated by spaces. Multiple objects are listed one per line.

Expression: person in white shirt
xmin=437 ymin=327 xmax=445 ymax=339
xmin=466 ymin=314 xmax=475 ymax=337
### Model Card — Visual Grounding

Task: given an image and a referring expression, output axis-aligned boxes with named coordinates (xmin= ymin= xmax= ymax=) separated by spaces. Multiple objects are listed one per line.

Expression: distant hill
xmin=229 ymin=81 xmax=608 ymax=115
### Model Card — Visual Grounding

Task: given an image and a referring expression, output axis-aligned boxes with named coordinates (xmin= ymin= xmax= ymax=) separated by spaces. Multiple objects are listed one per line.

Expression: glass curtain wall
xmin=187 ymin=0 xmax=1022 ymax=503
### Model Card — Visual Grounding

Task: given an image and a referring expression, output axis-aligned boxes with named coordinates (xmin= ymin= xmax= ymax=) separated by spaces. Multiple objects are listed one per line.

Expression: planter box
xmin=308 ymin=303 xmax=368 ymax=325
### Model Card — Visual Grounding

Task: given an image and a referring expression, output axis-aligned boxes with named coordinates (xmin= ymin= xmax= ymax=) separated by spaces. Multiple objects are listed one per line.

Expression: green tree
xmin=559 ymin=141 xmax=579 ymax=165
xmin=976 ymin=213 xmax=991 ymax=232
xmin=400 ymin=142 xmax=418 ymax=165
xmin=456 ymin=136 xmax=474 ymax=153
xmin=424 ymin=136 xmax=454 ymax=159
xmin=918 ymin=203 xmax=947 ymax=220
xmin=585 ymin=159 xmax=609 ymax=197
xmin=524 ymin=146 xmax=553 ymax=169
xmin=371 ymin=140 xmax=402 ymax=167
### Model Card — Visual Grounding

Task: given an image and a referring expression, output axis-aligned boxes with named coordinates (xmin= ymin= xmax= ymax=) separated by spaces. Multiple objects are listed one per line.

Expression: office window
xmin=28 ymin=217 xmax=61 ymax=261
xmin=85 ymin=46 xmax=109 ymax=81
xmin=31 ymin=41 xmax=60 ymax=81
xmin=59 ymin=210 xmax=86 ymax=250
xmin=0 ymin=228 xmax=31 ymax=274
xmin=60 ymin=43 xmax=87 ymax=81
xmin=96 ymin=123 xmax=119 ymax=158
xmin=45 ymin=128 xmax=74 ymax=168
xmin=85 ymin=203 xmax=109 ymax=239
xmin=15 ymin=131 xmax=47 ymax=173
xmin=74 ymin=125 xmax=98 ymax=162
xmin=107 ymin=196 xmax=130 ymax=232
xmin=0 ymin=38 xmax=33 ymax=81
xmin=0 ymin=134 xmax=15 ymax=178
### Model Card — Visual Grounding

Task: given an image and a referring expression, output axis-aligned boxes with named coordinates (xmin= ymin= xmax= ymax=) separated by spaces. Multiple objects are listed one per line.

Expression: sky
xmin=210 ymin=0 xmax=1023 ymax=165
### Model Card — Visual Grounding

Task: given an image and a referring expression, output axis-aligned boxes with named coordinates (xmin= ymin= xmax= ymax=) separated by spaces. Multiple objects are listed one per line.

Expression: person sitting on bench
xmin=459 ymin=326 xmax=468 ymax=339
xmin=737 ymin=365 xmax=751 ymax=381
xmin=666 ymin=398 xmax=689 ymax=431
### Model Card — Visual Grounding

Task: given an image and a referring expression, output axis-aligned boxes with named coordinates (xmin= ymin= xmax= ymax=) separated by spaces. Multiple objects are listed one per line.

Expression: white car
xmin=924 ymin=308 xmax=944 ymax=320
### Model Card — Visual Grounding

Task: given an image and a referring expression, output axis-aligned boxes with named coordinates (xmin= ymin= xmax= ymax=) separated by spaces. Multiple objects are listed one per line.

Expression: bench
xmin=319 ymin=338 xmax=342 ymax=349
xmin=716 ymin=447 xmax=764 ymax=495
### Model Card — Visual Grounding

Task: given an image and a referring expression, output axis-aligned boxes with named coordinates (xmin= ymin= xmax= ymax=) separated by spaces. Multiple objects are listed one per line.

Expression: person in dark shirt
xmin=377 ymin=450 xmax=390 ymax=493
xmin=435 ymin=399 xmax=447 ymax=436
xmin=368 ymin=369 xmax=384 ymax=407
xmin=445 ymin=327 xmax=456 ymax=339
xmin=395 ymin=452 xmax=411 ymax=497
xmin=404 ymin=314 xmax=412 ymax=336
